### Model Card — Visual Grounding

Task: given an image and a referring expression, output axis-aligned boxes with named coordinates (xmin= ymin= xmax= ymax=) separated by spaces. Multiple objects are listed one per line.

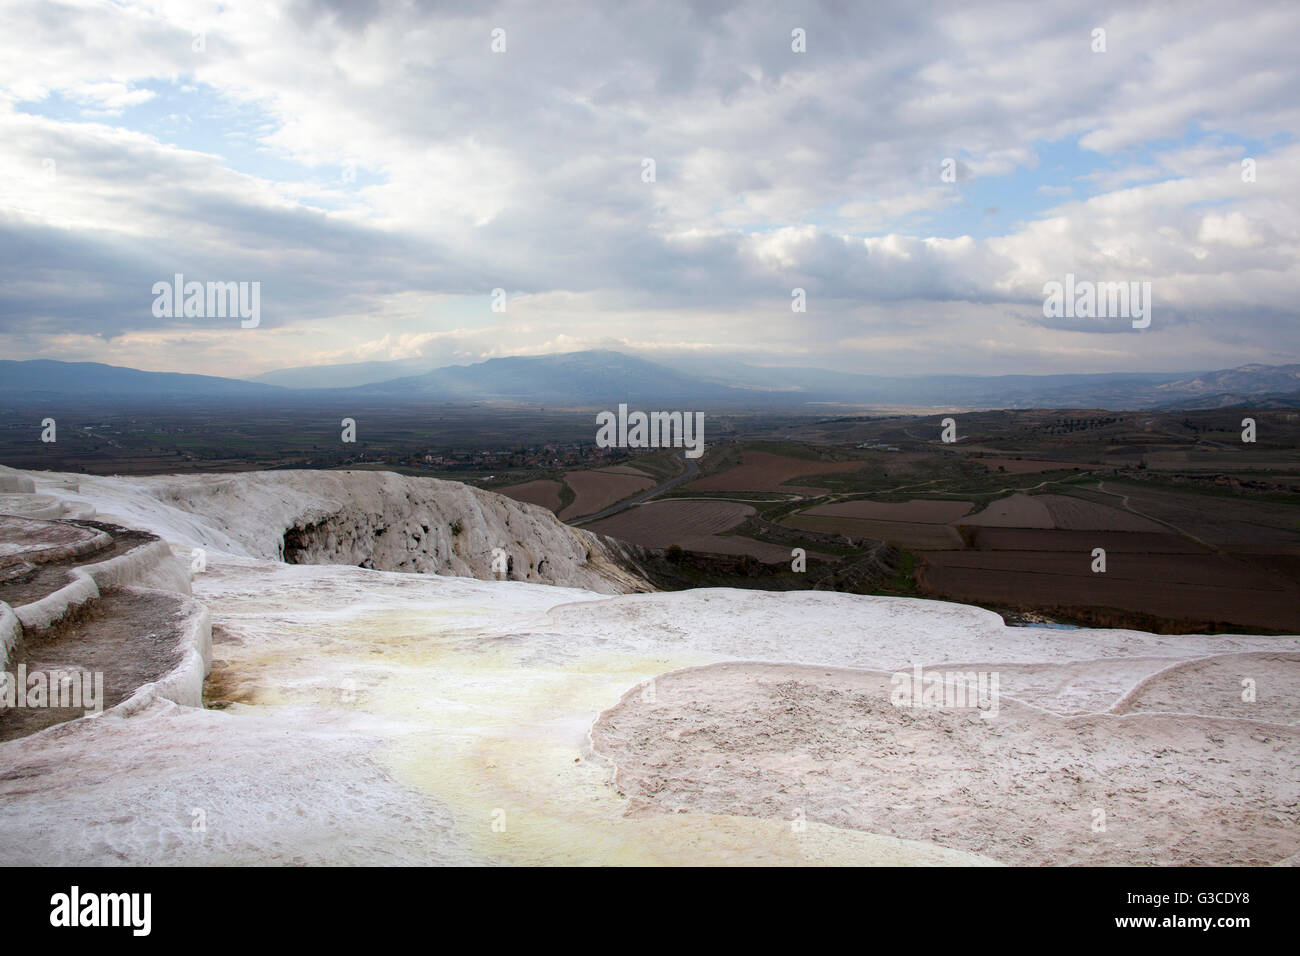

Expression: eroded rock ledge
xmin=11 ymin=468 xmax=653 ymax=594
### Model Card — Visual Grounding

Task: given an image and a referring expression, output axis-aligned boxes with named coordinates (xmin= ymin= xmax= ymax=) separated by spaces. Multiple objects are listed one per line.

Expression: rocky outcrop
xmin=16 ymin=468 xmax=652 ymax=594
xmin=277 ymin=486 xmax=650 ymax=593
xmin=0 ymin=466 xmax=35 ymax=494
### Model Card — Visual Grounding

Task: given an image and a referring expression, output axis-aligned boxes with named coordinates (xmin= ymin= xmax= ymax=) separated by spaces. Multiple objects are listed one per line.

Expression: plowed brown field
xmin=497 ymin=479 xmax=564 ymax=512
xmin=1036 ymin=494 xmax=1166 ymax=532
xmin=975 ymin=458 xmax=1085 ymax=474
xmin=918 ymin=551 xmax=1298 ymax=630
xmin=557 ymin=469 xmax=654 ymax=520
xmin=686 ymin=451 xmax=870 ymax=494
xmin=803 ymin=499 xmax=973 ymax=523
xmin=585 ymin=499 xmax=754 ymax=547
xmin=585 ymin=499 xmax=804 ymax=562
xmin=960 ymin=494 xmax=1053 ymax=528
xmin=966 ymin=528 xmax=1207 ymax=552
xmin=783 ymin=514 xmax=963 ymax=550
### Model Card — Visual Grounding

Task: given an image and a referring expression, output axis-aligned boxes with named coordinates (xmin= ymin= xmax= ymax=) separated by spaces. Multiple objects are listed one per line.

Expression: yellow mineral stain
xmin=209 ymin=604 xmax=990 ymax=866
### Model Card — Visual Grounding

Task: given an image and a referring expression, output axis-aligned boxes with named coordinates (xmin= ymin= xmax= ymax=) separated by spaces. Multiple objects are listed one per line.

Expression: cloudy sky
xmin=0 ymin=0 xmax=1297 ymax=379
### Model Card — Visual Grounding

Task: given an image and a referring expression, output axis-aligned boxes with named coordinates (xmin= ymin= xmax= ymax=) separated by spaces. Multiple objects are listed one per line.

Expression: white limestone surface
xmin=24 ymin=468 xmax=648 ymax=594
xmin=0 ymin=467 xmax=1296 ymax=866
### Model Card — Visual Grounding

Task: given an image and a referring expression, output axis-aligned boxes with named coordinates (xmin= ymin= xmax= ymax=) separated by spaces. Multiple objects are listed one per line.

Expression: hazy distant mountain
xmin=353 ymin=350 xmax=761 ymax=405
xmin=628 ymin=355 xmax=1300 ymax=409
xmin=1154 ymin=389 xmax=1300 ymax=410
xmin=349 ymin=352 xmax=1300 ymax=409
xmin=645 ymin=355 xmax=1193 ymax=407
xmin=251 ymin=357 xmax=436 ymax=388
xmin=5 ymin=354 xmax=1299 ymax=411
xmin=0 ymin=360 xmax=284 ymax=400
xmin=1150 ymin=364 xmax=1300 ymax=398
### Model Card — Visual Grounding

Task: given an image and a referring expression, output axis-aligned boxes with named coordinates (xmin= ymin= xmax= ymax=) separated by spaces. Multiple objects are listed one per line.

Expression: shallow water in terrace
xmin=208 ymin=602 xmax=989 ymax=865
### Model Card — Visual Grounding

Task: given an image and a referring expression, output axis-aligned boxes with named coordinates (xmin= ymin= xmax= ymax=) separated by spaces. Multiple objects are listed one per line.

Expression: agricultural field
xmin=964 ymin=528 xmax=1203 ymax=553
xmin=526 ymin=416 xmax=1300 ymax=633
xmin=766 ymin=462 xmax=1300 ymax=631
xmin=1236 ymin=553 xmax=1300 ymax=589
xmin=6 ymin=391 xmax=1297 ymax=634
xmin=1089 ymin=481 xmax=1300 ymax=551
xmin=497 ymin=449 xmax=685 ymax=517
xmin=1033 ymin=494 xmax=1168 ymax=531
xmin=557 ymin=467 xmax=655 ymax=520
xmin=592 ymin=464 xmax=655 ymax=477
xmin=496 ymin=478 xmax=564 ymax=511
xmin=958 ymin=494 xmax=1055 ymax=528
xmin=684 ymin=449 xmax=874 ymax=494
xmin=800 ymin=499 xmax=974 ymax=522
xmin=974 ymin=457 xmax=1090 ymax=474
xmin=935 ymin=482 xmax=1298 ymax=631
xmin=584 ymin=499 xmax=755 ymax=548
xmin=584 ymin=499 xmax=801 ymax=562
xmin=782 ymin=496 xmax=970 ymax=550
xmin=784 ymin=514 xmax=964 ymax=551
xmin=917 ymin=549 xmax=1296 ymax=632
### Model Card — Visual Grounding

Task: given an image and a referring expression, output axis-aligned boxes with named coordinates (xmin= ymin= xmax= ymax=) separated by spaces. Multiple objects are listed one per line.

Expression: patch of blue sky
xmin=728 ymin=139 xmax=1132 ymax=240
xmin=16 ymin=78 xmax=386 ymax=207
xmin=917 ymin=128 xmax=1285 ymax=239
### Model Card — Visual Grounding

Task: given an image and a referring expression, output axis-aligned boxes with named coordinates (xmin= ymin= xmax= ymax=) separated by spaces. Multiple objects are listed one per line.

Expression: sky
xmin=0 ymin=0 xmax=1297 ymax=379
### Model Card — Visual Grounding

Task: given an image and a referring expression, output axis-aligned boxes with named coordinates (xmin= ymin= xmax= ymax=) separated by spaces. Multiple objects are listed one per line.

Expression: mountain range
xmin=4 ymin=352 xmax=1299 ymax=411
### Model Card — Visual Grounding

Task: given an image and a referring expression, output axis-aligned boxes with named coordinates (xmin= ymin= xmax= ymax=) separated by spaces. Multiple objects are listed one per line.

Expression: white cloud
xmin=0 ymin=0 xmax=1297 ymax=375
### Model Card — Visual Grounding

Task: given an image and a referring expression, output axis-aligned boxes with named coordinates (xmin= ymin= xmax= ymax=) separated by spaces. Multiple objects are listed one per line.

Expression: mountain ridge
xmin=4 ymin=353 xmax=1299 ymax=411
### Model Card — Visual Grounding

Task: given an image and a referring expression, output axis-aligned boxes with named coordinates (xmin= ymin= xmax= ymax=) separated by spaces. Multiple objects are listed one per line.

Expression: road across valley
xmin=568 ymin=453 xmax=699 ymax=525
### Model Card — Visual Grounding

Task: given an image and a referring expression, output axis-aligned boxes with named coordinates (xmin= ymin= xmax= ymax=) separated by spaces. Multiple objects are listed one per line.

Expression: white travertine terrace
xmin=0 ymin=466 xmax=1296 ymax=866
